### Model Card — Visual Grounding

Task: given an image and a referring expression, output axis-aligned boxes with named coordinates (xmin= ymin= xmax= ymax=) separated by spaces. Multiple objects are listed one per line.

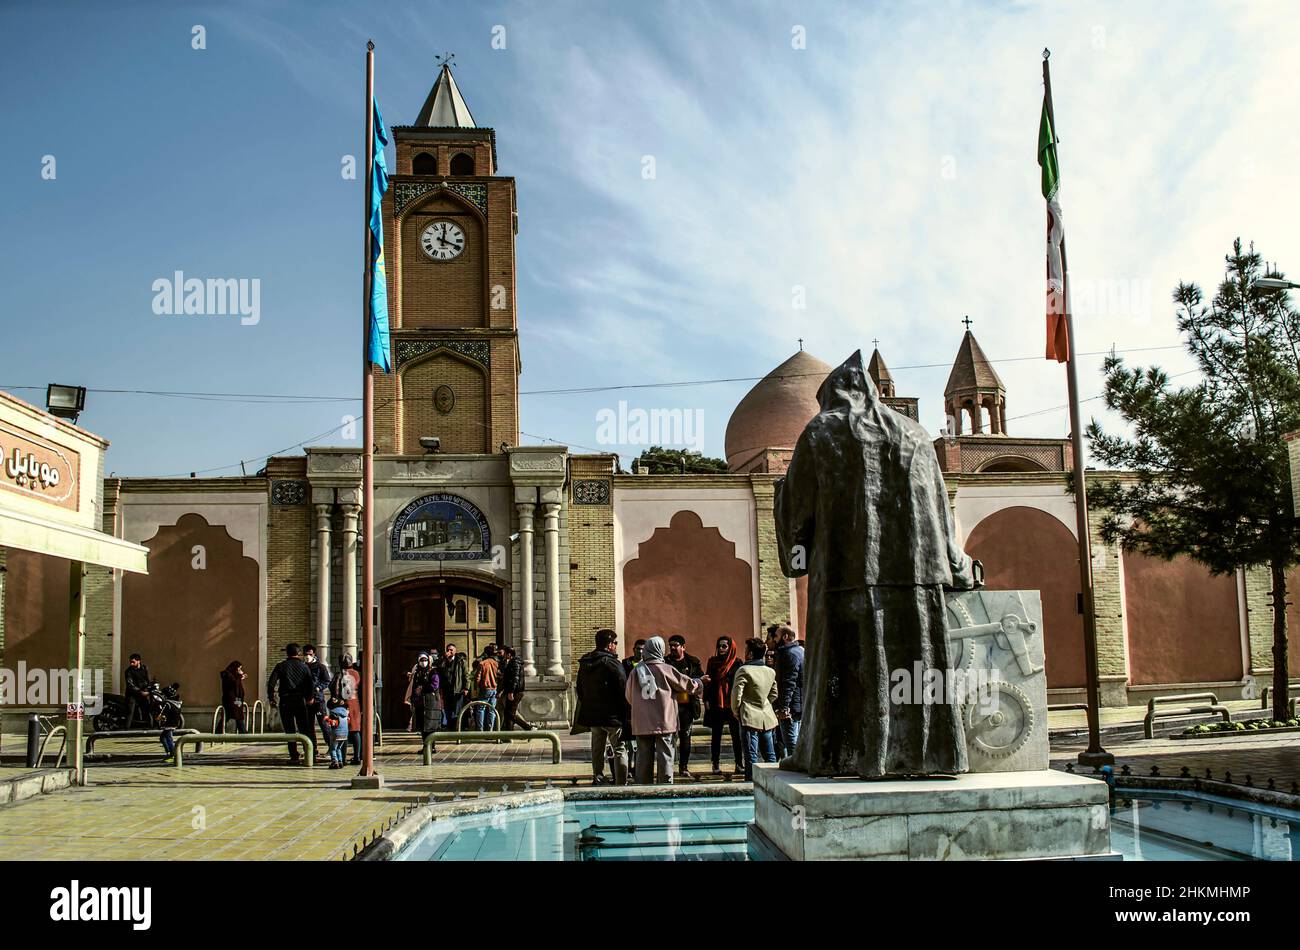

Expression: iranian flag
xmin=1038 ymin=94 xmax=1069 ymax=362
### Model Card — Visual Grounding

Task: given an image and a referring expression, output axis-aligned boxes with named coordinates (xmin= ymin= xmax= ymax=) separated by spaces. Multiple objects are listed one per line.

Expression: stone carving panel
xmin=944 ymin=588 xmax=1047 ymax=773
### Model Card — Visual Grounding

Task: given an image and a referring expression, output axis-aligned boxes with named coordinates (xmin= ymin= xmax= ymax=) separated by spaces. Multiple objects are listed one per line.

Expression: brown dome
xmin=724 ymin=350 xmax=832 ymax=471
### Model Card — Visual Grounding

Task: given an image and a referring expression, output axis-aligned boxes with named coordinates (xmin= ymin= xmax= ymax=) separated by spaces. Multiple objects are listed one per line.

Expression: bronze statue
xmin=775 ymin=350 xmax=980 ymax=778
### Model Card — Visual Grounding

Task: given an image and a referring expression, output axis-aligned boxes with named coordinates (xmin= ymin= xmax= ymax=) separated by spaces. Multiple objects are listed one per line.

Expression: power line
xmin=30 ymin=344 xmax=1198 ymax=479
xmin=0 ymin=343 xmax=1186 ymax=404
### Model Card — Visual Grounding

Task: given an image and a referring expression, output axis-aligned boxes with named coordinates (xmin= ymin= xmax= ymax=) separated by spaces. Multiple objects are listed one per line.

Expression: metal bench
xmin=85 ymin=729 xmax=198 ymax=754
xmin=1144 ymin=692 xmax=1230 ymax=739
xmin=173 ymin=732 xmax=313 ymax=768
xmin=422 ymin=730 xmax=561 ymax=766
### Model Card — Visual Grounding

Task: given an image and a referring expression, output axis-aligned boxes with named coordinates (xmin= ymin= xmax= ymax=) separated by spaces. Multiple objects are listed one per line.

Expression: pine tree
xmin=631 ymin=446 xmax=728 ymax=475
xmin=1087 ymin=240 xmax=1300 ymax=721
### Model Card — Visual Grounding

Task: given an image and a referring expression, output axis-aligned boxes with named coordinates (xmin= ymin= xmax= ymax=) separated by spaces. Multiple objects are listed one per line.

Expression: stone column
xmin=314 ymin=503 xmax=333 ymax=662
xmin=340 ymin=503 xmax=360 ymax=661
xmin=988 ymin=398 xmax=1001 ymax=434
xmin=970 ymin=401 xmax=983 ymax=434
xmin=516 ymin=500 xmax=537 ymax=676
xmin=543 ymin=500 xmax=564 ymax=676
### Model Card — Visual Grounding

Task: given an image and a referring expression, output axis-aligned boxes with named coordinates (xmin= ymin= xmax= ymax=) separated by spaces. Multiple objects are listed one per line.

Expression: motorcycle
xmin=92 ymin=681 xmax=185 ymax=732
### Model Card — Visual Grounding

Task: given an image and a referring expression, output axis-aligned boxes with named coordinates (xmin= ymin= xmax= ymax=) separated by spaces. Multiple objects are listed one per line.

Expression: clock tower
xmin=374 ymin=61 xmax=520 ymax=456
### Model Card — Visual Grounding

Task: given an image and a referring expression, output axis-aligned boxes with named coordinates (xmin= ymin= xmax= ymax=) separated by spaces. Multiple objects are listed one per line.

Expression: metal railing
xmin=422 ymin=729 xmax=561 ymax=766
xmin=1259 ymin=686 xmax=1297 ymax=719
xmin=85 ymin=729 xmax=199 ymax=755
xmin=1144 ymin=692 xmax=1231 ymax=739
xmin=248 ymin=700 xmax=267 ymax=734
xmin=457 ymin=700 xmax=501 ymax=733
xmin=36 ymin=725 xmax=67 ymax=769
xmin=173 ymin=732 xmax=313 ymax=769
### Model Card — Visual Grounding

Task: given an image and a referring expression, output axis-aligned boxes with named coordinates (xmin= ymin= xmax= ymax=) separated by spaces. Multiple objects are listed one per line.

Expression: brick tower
xmin=373 ymin=61 xmax=520 ymax=456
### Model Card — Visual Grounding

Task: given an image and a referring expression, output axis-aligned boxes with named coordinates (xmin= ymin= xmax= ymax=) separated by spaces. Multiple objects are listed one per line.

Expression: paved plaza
xmin=0 ymin=702 xmax=1295 ymax=861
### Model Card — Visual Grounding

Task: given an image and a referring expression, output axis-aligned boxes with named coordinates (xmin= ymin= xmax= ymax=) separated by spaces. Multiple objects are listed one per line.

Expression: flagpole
xmin=355 ymin=39 xmax=382 ymax=787
xmin=1043 ymin=48 xmax=1113 ymax=768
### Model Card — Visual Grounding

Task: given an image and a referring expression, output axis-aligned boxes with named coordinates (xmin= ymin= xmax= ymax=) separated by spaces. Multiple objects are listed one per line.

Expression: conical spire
xmin=415 ymin=62 xmax=477 ymax=128
xmin=944 ymin=330 xmax=1004 ymax=397
xmin=867 ymin=347 xmax=895 ymax=398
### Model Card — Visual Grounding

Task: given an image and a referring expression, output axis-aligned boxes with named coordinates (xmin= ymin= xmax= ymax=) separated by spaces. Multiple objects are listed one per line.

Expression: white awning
xmin=0 ymin=506 xmax=148 ymax=573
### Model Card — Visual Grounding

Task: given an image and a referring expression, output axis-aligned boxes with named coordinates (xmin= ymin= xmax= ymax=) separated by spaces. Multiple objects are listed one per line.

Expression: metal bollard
xmin=26 ymin=714 xmax=40 ymax=768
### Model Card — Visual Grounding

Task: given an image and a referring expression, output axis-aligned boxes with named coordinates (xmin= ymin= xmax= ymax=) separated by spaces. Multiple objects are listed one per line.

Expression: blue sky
xmin=2 ymin=0 xmax=1298 ymax=475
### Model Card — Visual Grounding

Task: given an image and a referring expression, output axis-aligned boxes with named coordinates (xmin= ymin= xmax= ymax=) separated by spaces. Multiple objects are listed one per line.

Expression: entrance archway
xmin=379 ymin=574 xmax=505 ymax=729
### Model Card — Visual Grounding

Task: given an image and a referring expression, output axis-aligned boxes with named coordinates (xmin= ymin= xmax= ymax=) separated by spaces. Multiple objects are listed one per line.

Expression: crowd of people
xmin=258 ymin=641 xmax=532 ymax=766
xmin=215 ymin=625 xmax=803 ymax=781
xmin=575 ymin=624 xmax=805 ymax=785
xmin=262 ymin=644 xmax=363 ymax=767
xmin=399 ymin=642 xmax=533 ymax=748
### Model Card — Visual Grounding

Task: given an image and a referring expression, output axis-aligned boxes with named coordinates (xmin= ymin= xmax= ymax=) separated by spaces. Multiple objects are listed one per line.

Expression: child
xmin=326 ymin=695 xmax=349 ymax=769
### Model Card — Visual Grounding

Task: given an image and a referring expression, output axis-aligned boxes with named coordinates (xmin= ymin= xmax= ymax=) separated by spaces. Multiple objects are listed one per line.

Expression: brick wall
xmin=399 ymin=192 xmax=486 ymax=329
xmin=265 ymin=458 xmax=310 ymax=667
xmin=751 ymin=474 xmax=791 ymax=627
xmin=399 ymin=353 xmax=488 ymax=454
xmin=1087 ymin=501 xmax=1129 ymax=687
xmin=567 ymin=456 xmax=616 ymax=671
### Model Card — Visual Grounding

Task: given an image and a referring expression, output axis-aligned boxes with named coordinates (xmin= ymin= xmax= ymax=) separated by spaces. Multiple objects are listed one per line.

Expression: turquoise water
xmin=394 ymin=790 xmax=1299 ymax=861
xmin=1110 ymin=790 xmax=1298 ymax=861
xmin=395 ymin=796 xmax=753 ymax=861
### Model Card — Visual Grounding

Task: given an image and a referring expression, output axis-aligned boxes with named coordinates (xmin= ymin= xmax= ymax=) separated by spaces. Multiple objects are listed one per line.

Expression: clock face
xmin=420 ymin=220 xmax=465 ymax=261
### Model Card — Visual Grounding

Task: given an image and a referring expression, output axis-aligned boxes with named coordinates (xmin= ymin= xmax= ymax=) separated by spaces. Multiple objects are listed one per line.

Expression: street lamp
xmin=1255 ymin=278 xmax=1299 ymax=291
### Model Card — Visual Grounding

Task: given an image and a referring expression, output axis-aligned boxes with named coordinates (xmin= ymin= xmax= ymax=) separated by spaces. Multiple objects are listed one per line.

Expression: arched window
xmin=412 ymin=152 xmax=437 ymax=175
xmin=449 ymin=152 xmax=475 ymax=175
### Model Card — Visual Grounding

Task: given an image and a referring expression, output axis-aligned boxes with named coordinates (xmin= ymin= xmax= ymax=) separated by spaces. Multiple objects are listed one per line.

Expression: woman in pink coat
xmin=624 ymin=636 xmax=702 ymax=785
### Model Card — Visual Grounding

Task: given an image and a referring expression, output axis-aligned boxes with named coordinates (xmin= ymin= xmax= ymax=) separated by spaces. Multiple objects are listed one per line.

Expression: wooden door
xmin=381 ymin=586 xmax=445 ymax=728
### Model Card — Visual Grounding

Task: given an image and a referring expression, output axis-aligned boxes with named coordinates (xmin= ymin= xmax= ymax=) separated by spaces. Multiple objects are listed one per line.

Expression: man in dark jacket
xmin=266 ymin=643 xmax=317 ymax=763
xmin=439 ymin=644 xmax=470 ymax=730
xmin=303 ymin=644 xmax=332 ymax=750
xmin=665 ymin=635 xmax=704 ymax=777
xmin=576 ymin=629 xmax=629 ymax=785
xmin=496 ymin=646 xmax=532 ymax=730
xmin=123 ymin=653 xmax=151 ymax=727
xmin=773 ymin=624 xmax=805 ymax=758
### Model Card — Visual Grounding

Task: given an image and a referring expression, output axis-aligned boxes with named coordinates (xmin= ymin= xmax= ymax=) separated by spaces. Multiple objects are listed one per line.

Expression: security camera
xmin=419 ymin=436 xmax=441 ymax=453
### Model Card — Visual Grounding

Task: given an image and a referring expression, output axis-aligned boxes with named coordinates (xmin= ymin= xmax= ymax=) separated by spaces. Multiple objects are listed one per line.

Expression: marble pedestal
xmin=749 ymin=764 xmax=1114 ymax=861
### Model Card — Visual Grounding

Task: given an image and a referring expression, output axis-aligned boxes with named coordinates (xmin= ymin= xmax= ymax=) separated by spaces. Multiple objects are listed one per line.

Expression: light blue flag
xmin=368 ymin=100 xmax=392 ymax=372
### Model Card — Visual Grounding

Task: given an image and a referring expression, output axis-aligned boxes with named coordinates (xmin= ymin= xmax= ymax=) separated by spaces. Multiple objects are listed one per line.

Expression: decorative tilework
xmin=572 ymin=479 xmax=611 ymax=506
xmin=394 ymin=339 xmax=490 ymax=370
xmin=270 ymin=480 xmax=307 ymax=506
xmin=394 ymin=180 xmax=489 ymax=216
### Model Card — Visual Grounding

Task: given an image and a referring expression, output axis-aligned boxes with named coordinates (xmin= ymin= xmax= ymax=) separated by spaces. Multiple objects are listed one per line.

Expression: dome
xmin=724 ymin=350 xmax=832 ymax=471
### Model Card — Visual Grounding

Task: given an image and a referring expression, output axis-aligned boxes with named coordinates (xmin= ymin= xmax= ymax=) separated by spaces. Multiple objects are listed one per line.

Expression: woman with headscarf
xmin=219 ymin=661 xmax=247 ymax=734
xmin=405 ymin=653 xmax=442 ymax=747
xmin=701 ymin=636 xmax=745 ymax=775
xmin=622 ymin=636 xmax=702 ymax=785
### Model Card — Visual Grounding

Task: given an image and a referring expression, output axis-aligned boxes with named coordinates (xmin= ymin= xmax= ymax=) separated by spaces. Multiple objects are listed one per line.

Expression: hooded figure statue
xmin=774 ymin=350 xmax=979 ymax=778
